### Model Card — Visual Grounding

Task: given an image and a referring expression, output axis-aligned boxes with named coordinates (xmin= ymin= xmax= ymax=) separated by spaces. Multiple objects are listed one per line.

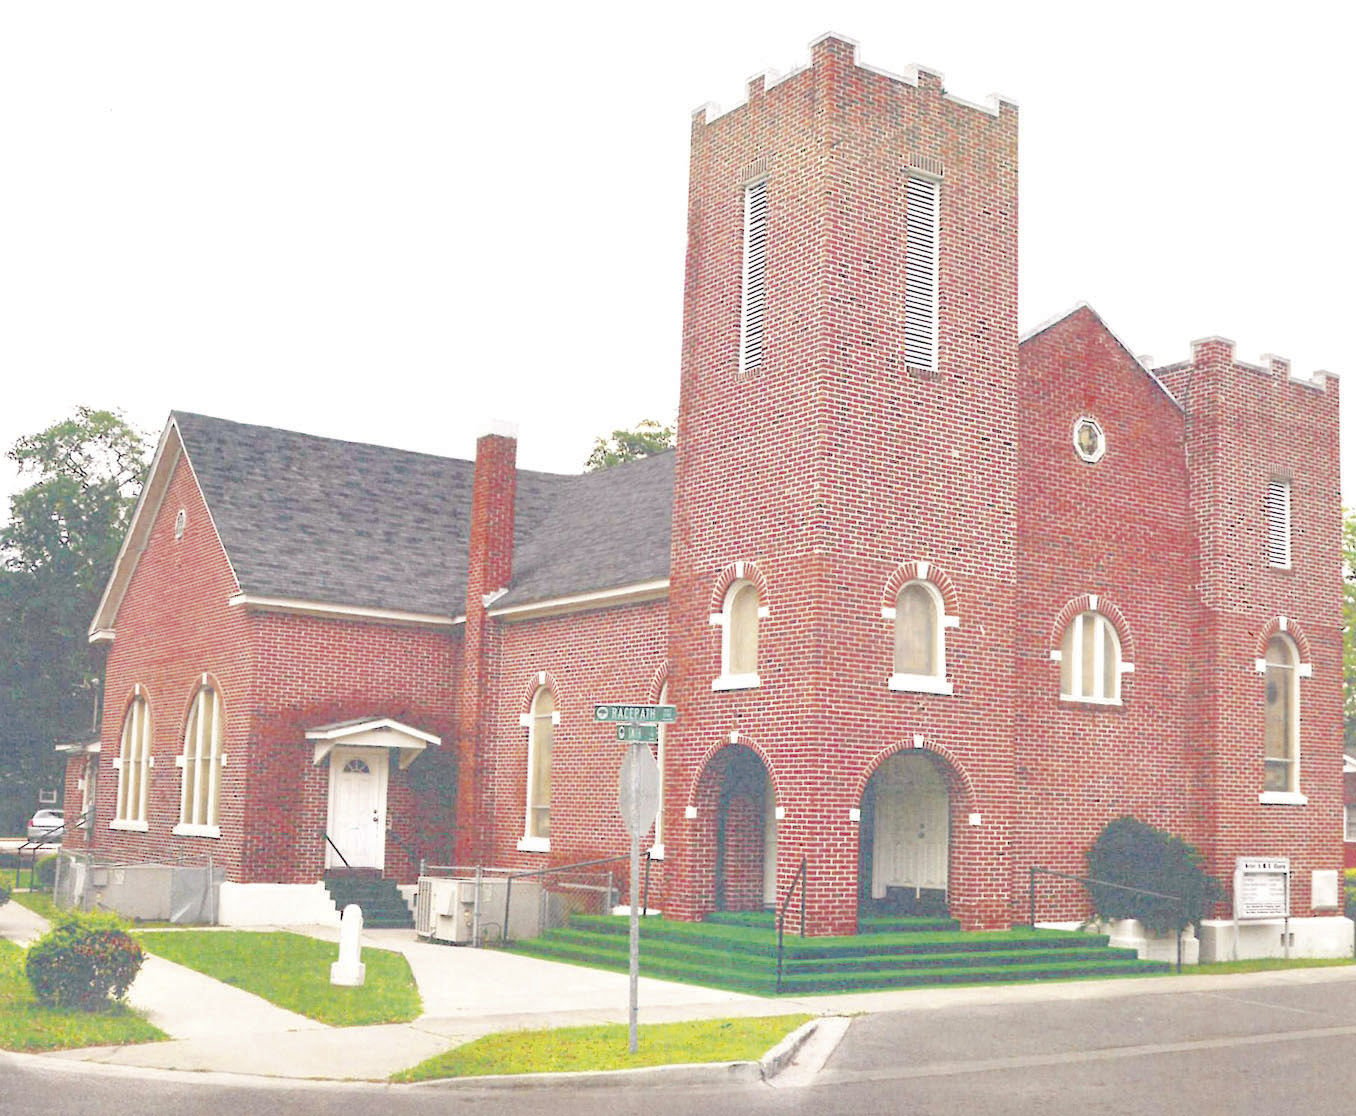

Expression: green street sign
xmin=616 ymin=724 xmax=659 ymax=743
xmin=593 ymin=704 xmax=678 ymax=724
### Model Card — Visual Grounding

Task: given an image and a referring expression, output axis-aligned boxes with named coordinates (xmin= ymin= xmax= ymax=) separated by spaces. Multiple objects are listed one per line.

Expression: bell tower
xmin=664 ymin=35 xmax=1020 ymax=933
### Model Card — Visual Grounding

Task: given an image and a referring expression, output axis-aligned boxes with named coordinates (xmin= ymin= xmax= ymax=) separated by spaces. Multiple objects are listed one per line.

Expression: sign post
xmin=602 ymin=701 xmax=672 ymax=1054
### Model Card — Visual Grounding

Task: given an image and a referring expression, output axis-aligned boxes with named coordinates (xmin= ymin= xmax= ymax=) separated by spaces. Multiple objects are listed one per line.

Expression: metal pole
xmin=1029 ymin=866 xmax=1037 ymax=928
xmin=628 ymin=830 xmax=640 ymax=1054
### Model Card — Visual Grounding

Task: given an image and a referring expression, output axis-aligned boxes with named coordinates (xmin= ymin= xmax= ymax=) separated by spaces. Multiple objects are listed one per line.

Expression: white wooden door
xmin=871 ymin=754 xmax=948 ymax=898
xmin=327 ymin=747 xmax=388 ymax=869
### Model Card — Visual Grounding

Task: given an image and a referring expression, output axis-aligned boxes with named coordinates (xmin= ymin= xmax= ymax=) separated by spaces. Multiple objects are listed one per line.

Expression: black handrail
xmin=501 ymin=852 xmax=640 ymax=945
xmin=775 ymin=856 xmax=808 ymax=993
xmin=321 ymin=831 xmax=351 ymax=869
xmin=1028 ymin=865 xmax=1187 ymax=973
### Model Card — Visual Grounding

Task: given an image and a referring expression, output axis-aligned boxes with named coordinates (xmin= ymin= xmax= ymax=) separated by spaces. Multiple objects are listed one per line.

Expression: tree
xmin=584 ymin=419 xmax=675 ymax=472
xmin=1086 ymin=816 xmax=1222 ymax=935
xmin=0 ymin=408 xmax=149 ymax=835
xmin=1344 ymin=510 xmax=1356 ymax=754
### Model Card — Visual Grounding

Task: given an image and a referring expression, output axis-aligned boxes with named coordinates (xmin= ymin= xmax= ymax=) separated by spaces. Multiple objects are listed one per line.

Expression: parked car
xmin=27 ymin=808 xmax=64 ymax=843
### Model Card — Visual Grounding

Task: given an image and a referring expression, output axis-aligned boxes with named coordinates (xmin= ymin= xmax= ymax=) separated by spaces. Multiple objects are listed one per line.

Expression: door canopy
xmin=307 ymin=717 xmax=441 ymax=770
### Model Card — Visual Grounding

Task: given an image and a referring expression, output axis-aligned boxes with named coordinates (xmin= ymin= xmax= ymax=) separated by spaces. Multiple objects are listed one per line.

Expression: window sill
xmin=517 ymin=836 xmax=550 ymax=853
xmin=712 ymin=673 xmax=760 ymax=692
xmin=1258 ymin=791 xmax=1308 ymax=806
xmin=888 ymin=673 xmax=953 ymax=695
xmin=172 ymin=823 xmax=222 ymax=839
xmin=108 ymin=820 xmax=148 ymax=832
xmin=1058 ymin=694 xmax=1123 ymax=707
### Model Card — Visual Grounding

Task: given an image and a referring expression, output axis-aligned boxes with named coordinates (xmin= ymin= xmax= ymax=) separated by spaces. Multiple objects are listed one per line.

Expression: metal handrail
xmin=321 ymin=831 xmax=351 ymax=869
xmin=775 ymin=856 xmax=809 ymax=993
xmin=1028 ymin=865 xmax=1187 ymax=973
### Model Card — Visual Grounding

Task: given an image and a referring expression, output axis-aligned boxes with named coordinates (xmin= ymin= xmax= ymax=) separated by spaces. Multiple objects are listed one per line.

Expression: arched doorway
xmin=859 ymin=751 xmax=950 ymax=917
xmin=708 ymin=745 xmax=776 ymax=912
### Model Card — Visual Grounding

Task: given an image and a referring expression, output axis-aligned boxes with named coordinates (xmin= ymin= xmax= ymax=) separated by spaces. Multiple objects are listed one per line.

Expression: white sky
xmin=2 ymin=2 xmax=1352 ymax=521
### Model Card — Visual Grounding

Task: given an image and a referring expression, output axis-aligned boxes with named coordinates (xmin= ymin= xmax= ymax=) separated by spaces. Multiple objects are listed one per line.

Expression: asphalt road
xmin=6 ymin=976 xmax=1356 ymax=1115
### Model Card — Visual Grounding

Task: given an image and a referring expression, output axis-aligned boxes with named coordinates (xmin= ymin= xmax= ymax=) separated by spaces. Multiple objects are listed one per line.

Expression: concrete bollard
xmin=330 ymin=903 xmax=366 ymax=986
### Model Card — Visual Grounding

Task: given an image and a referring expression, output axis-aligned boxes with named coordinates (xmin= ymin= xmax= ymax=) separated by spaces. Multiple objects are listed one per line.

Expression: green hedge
xmin=1086 ymin=816 xmax=1221 ymax=935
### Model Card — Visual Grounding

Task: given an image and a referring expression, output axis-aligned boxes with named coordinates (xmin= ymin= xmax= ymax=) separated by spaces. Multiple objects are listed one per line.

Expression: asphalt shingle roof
xmin=172 ymin=412 xmax=672 ymax=617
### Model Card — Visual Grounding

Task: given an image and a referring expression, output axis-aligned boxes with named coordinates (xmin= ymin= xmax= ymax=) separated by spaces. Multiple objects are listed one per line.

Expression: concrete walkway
xmin=6 ymin=897 xmax=1356 ymax=1085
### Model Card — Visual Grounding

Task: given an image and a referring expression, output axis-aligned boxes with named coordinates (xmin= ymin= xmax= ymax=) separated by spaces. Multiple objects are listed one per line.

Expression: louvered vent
xmin=904 ymin=175 xmax=939 ymax=370
xmin=1266 ymin=480 xmax=1292 ymax=568
xmin=739 ymin=179 xmax=769 ymax=373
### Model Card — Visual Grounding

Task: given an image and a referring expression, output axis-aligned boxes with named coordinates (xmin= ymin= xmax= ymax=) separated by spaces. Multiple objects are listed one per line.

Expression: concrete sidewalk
xmin=6 ymin=899 xmax=1356 ymax=1085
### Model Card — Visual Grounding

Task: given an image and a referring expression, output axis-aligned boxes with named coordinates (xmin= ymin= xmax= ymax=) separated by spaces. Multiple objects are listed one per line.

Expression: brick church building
xmin=60 ymin=36 xmax=1350 ymax=957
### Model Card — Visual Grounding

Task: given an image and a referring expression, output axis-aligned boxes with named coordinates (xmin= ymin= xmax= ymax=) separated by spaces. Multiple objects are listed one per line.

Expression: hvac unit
xmin=415 ymin=875 xmax=542 ymax=944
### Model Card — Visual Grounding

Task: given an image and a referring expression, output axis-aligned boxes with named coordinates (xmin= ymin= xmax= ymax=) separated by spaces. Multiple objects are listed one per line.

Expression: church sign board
xmin=1233 ymin=857 xmax=1290 ymax=920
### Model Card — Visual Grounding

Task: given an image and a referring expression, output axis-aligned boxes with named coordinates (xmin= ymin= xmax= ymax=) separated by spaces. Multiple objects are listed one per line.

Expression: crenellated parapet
xmin=691 ymin=32 xmax=1017 ymax=130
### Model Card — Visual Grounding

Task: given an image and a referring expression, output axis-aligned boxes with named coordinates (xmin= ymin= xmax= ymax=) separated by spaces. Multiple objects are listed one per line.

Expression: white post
xmin=330 ymin=903 xmax=366 ymax=986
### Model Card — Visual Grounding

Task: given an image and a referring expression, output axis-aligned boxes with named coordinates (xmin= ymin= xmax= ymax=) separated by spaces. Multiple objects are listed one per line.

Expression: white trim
xmin=108 ymin=819 xmax=148 ymax=832
xmin=684 ymin=806 xmax=698 ymax=819
xmin=888 ymin=673 xmax=954 ymax=695
xmin=229 ymin=593 xmax=455 ymax=628
xmin=849 ymin=807 xmax=862 ymax=822
xmin=305 ymin=718 xmax=442 ymax=747
xmin=172 ymin=823 xmax=222 ymax=839
xmin=89 ymin=628 xmax=116 ymax=644
xmin=517 ymin=836 xmax=550 ymax=853
xmin=1259 ymin=791 xmax=1309 ymax=806
xmin=1060 ymin=695 xmax=1123 ymax=707
xmin=489 ymin=579 xmax=670 ymax=621
xmin=713 ymin=672 xmax=760 ymax=691
xmin=1298 ymin=662 xmax=1313 ymax=679
xmin=647 ymin=844 xmax=665 ymax=861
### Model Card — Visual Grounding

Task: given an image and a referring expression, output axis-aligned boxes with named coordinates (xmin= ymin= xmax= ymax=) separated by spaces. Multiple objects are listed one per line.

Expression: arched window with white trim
xmin=1059 ymin=611 xmax=1124 ymax=703
xmin=519 ymin=685 xmax=555 ymax=851
xmin=889 ymin=581 xmax=953 ymax=694
xmin=176 ymin=680 xmax=225 ymax=837
xmin=1263 ymin=634 xmax=1300 ymax=795
xmin=713 ymin=578 xmax=762 ymax=690
xmin=112 ymin=690 xmax=151 ymax=830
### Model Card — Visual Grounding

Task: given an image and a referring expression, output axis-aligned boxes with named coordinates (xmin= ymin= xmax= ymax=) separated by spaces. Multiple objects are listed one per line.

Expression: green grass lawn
xmin=392 ymin=1014 xmax=813 ymax=1082
xmin=0 ymin=938 xmax=165 ymax=1052
xmin=1187 ymin=956 xmax=1355 ymax=976
xmin=8 ymin=890 xmax=62 ymax=923
xmin=136 ymin=930 xmax=422 ymax=1026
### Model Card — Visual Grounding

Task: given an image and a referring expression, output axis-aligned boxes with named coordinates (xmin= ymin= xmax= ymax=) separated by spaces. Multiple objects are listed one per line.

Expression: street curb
xmin=758 ymin=1017 xmax=820 ymax=1080
xmin=407 ymin=1057 xmax=764 ymax=1091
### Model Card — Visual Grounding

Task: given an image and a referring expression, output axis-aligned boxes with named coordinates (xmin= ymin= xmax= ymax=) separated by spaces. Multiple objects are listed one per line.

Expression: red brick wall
xmin=473 ymin=600 xmax=669 ymax=889
xmin=1173 ymin=340 xmax=1344 ymax=916
xmin=76 ymin=442 xmax=254 ymax=877
xmin=1014 ymin=308 xmax=1201 ymax=920
xmin=664 ymin=36 xmax=1020 ymax=932
xmin=74 ymin=437 xmax=460 ymax=886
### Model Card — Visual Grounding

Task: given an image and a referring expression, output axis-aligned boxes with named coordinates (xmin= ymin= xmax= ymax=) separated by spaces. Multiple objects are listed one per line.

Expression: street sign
xmin=618 ymin=742 xmax=662 ymax=837
xmin=616 ymin=724 xmax=659 ymax=743
xmin=594 ymin=703 xmax=677 ymax=724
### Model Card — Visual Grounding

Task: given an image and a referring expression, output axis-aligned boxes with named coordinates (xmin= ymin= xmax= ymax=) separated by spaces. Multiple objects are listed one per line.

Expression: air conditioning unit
xmin=415 ymin=875 xmax=542 ymax=944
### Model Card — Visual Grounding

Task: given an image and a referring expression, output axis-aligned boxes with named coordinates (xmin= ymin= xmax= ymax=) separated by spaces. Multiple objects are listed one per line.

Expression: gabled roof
xmin=91 ymin=412 xmax=675 ymax=637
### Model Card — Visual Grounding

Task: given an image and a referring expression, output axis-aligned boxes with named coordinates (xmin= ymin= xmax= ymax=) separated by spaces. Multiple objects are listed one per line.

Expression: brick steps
xmin=507 ymin=914 xmax=1171 ymax=994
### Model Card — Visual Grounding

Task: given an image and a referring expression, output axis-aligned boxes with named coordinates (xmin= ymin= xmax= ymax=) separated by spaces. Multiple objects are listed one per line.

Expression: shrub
xmin=33 ymin=854 xmax=58 ymax=890
xmin=25 ymin=911 xmax=144 ymax=1010
xmin=1086 ymin=816 xmax=1222 ymax=935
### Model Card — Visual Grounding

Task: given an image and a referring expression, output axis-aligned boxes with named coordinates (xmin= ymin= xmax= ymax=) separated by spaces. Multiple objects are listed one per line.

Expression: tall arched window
xmin=176 ymin=680 xmax=224 ymax=836
xmin=1059 ymin=611 xmax=1122 ymax=703
xmin=113 ymin=690 xmax=151 ymax=829
xmin=1264 ymin=635 xmax=1299 ymax=794
xmin=522 ymin=686 xmax=554 ymax=849
xmin=714 ymin=579 xmax=761 ymax=690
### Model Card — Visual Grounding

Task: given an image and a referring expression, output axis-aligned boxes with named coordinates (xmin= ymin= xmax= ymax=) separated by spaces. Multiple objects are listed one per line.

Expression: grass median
xmin=136 ymin=930 xmax=421 ymax=1026
xmin=392 ymin=1014 xmax=813 ymax=1082
xmin=0 ymin=938 xmax=164 ymax=1052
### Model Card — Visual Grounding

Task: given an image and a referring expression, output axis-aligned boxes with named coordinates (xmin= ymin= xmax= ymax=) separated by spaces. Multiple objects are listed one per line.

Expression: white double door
xmin=871 ymin=754 xmax=949 ymax=898
xmin=327 ymin=747 xmax=389 ymax=869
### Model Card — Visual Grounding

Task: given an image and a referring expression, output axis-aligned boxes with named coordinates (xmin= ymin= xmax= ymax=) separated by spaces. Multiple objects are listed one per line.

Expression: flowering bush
xmin=25 ymin=911 xmax=144 ymax=1010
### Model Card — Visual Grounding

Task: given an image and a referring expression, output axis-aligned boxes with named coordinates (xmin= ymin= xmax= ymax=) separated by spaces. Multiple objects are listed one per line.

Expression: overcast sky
xmin=2 ymin=2 xmax=1351 ymax=523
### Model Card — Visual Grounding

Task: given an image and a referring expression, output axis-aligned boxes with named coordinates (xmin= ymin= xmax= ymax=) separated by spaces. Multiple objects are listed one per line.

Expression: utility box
xmin=415 ymin=876 xmax=542 ymax=944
